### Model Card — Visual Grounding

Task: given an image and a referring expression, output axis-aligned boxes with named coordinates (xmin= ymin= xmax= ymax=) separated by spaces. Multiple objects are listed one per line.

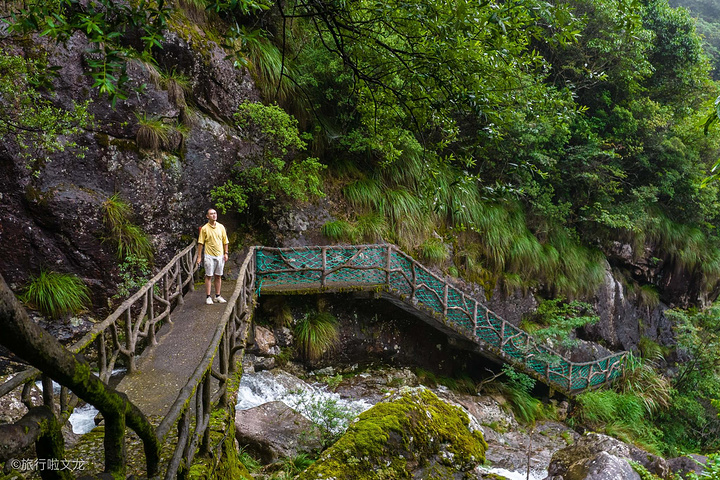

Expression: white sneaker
xmin=214 ymin=295 xmax=227 ymax=303
xmin=206 ymin=296 xmax=214 ymax=305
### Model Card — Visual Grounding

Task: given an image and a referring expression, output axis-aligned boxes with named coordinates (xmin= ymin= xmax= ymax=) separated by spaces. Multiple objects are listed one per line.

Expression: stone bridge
xmin=0 ymin=242 xmax=627 ymax=478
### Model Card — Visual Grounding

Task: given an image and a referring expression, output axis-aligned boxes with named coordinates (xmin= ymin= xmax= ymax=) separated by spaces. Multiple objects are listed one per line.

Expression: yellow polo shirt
xmin=198 ymin=222 xmax=228 ymax=257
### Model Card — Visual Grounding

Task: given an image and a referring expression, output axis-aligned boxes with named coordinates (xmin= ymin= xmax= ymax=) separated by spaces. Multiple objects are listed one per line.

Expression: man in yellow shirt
xmin=195 ymin=208 xmax=229 ymax=305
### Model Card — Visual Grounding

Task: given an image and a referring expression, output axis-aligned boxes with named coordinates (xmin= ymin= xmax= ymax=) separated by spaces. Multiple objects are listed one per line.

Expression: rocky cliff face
xmin=0 ymin=29 xmax=258 ymax=304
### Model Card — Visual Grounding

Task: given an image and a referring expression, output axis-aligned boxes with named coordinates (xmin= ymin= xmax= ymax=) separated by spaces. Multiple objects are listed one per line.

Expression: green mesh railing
xmin=254 ymin=244 xmax=627 ymax=395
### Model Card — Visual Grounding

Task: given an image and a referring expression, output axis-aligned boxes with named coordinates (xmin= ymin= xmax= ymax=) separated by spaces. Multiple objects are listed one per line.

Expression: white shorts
xmin=204 ymin=254 xmax=225 ymax=277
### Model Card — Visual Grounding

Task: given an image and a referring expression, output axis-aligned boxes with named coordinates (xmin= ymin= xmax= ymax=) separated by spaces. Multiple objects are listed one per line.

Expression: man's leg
xmin=214 ymin=275 xmax=222 ymax=296
xmin=205 ymin=276 xmax=213 ymax=295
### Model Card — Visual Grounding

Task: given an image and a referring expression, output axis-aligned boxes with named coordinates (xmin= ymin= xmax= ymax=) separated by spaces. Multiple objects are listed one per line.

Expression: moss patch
xmin=298 ymin=387 xmax=487 ymax=480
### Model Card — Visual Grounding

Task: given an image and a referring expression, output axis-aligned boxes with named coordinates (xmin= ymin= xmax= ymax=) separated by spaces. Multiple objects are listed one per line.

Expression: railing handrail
xmin=254 ymin=243 xmax=628 ymax=393
xmin=71 ymin=242 xmax=197 ymax=354
xmin=157 ymin=247 xmax=255 ymax=442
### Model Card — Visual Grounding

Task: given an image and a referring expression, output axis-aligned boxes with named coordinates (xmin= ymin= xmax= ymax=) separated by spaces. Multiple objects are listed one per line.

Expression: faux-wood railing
xmin=254 ymin=244 xmax=628 ymax=394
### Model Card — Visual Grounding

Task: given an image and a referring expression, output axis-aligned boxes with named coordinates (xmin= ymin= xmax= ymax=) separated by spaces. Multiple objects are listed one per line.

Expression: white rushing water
xmin=36 ymin=369 xmax=126 ymax=434
xmin=236 ymin=370 xmax=372 ymax=433
xmin=479 ymin=467 xmax=547 ymax=480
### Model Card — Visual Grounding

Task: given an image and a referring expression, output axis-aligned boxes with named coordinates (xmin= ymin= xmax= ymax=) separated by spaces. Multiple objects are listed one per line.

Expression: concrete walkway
xmin=117 ymin=281 xmax=236 ymax=419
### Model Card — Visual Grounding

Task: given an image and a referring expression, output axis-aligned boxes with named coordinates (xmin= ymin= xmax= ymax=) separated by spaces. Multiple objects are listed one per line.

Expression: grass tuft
xmin=294 ymin=310 xmax=339 ymax=361
xmin=103 ymin=194 xmax=154 ymax=261
xmin=22 ymin=271 xmax=90 ymax=318
xmin=135 ymin=112 xmax=172 ymax=151
xmin=322 ymin=220 xmax=355 ymax=242
xmin=419 ymin=237 xmax=449 ymax=263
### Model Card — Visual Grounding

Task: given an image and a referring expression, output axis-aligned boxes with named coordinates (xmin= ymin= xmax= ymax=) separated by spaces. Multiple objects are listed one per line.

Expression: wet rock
xmin=242 ymin=354 xmax=276 ymax=373
xmin=273 ymin=327 xmax=293 ymax=347
xmin=547 ymin=433 xmax=668 ymax=479
xmin=549 ymin=450 xmax=640 ymax=480
xmin=668 ymin=454 xmax=707 ymax=479
xmin=234 ymin=401 xmax=321 ymax=463
xmin=253 ymin=356 xmax=276 ymax=372
xmin=438 ymin=390 xmax=576 ymax=479
xmin=251 ymin=325 xmax=277 ymax=356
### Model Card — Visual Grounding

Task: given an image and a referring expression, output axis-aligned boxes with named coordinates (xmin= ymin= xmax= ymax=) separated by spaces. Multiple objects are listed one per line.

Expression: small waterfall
xmin=236 ymin=370 xmax=371 ymax=433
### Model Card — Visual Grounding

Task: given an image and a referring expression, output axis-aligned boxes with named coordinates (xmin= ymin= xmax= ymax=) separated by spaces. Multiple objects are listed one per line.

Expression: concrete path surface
xmin=117 ymin=281 xmax=236 ymax=419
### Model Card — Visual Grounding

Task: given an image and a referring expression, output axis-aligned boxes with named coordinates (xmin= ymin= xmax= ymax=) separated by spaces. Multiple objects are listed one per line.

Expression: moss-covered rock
xmin=298 ymin=387 xmax=487 ymax=480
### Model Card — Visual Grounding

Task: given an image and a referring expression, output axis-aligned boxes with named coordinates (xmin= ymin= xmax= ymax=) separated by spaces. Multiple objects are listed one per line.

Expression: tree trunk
xmin=0 ymin=273 xmax=160 ymax=477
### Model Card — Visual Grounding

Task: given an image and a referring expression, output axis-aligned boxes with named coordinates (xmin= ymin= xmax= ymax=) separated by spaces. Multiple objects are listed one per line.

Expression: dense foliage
xmin=5 ymin=0 xmax=720 ymax=459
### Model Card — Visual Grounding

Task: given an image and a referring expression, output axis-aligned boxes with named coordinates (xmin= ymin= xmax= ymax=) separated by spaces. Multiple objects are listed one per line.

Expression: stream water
xmin=38 ymin=369 xmax=126 ymax=435
xmin=63 ymin=369 xmax=546 ymax=479
xmin=235 ymin=370 xmax=547 ymax=480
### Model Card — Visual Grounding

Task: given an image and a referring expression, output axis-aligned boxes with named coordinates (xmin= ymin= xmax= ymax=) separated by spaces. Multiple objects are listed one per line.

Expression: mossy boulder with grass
xmin=297 ymin=387 xmax=487 ymax=480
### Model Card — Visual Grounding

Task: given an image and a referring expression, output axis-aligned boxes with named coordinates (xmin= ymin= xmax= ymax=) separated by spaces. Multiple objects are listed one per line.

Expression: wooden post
xmin=148 ymin=289 xmax=157 ymax=345
xmin=125 ymin=308 xmax=136 ymax=373
xmin=188 ymin=250 xmax=195 ymax=291
xmin=386 ymin=245 xmax=392 ymax=287
xmin=321 ymin=247 xmax=327 ymax=287
xmin=201 ymin=371 xmax=211 ymax=454
xmin=177 ymin=260 xmax=184 ymax=306
xmin=472 ymin=301 xmax=478 ymax=336
xmin=411 ymin=263 xmax=417 ymax=301
xmin=443 ymin=284 xmax=449 ymax=318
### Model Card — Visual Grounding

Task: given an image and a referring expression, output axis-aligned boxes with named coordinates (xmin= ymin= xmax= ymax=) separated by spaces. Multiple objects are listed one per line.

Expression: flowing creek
xmin=235 ymin=369 xmax=548 ymax=480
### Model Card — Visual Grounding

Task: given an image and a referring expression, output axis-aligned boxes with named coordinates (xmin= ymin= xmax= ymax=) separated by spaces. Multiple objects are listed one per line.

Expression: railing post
xmin=177 ymin=259 xmax=184 ymax=306
xmin=321 ymin=247 xmax=327 ymax=287
xmin=125 ymin=309 xmax=136 ymax=373
xmin=201 ymin=371 xmax=211 ymax=454
xmin=411 ymin=263 xmax=417 ymax=301
xmin=386 ymin=245 xmax=392 ymax=287
xmin=443 ymin=284 xmax=449 ymax=318
xmin=188 ymin=248 xmax=195 ymax=291
xmin=472 ymin=301 xmax=478 ymax=336
xmin=149 ymin=289 xmax=157 ymax=345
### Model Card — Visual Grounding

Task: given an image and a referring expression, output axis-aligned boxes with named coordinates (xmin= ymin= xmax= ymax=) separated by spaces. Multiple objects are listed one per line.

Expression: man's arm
xmin=196 ymin=243 xmax=204 ymax=265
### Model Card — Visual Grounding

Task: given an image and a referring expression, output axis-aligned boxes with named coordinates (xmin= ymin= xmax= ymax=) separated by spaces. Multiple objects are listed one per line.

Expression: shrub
xmin=294 ymin=310 xmax=339 ymax=361
xmin=497 ymin=365 xmax=553 ymax=424
xmin=290 ymin=389 xmax=356 ymax=450
xmin=22 ymin=271 xmax=90 ymax=318
xmin=573 ymin=389 xmax=663 ymax=453
xmin=212 ymin=102 xmax=325 ymax=215
xmin=114 ymin=254 xmax=152 ymax=298
xmin=522 ymin=298 xmax=599 ymax=349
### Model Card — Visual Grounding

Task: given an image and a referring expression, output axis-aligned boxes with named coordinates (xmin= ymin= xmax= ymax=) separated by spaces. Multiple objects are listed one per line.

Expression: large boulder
xmin=546 ymin=433 xmax=668 ymax=480
xmin=297 ymin=387 xmax=487 ymax=480
xmin=554 ymin=451 xmax=641 ymax=480
xmin=234 ymin=401 xmax=321 ymax=463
